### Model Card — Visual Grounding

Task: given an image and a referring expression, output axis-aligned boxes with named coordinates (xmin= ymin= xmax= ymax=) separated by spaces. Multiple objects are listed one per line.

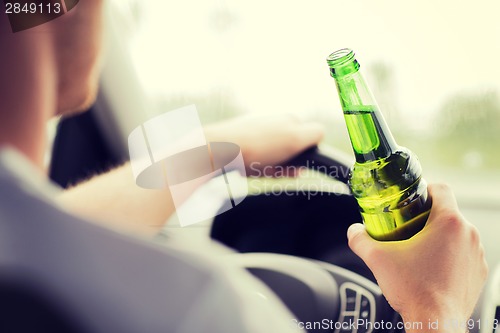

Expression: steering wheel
xmin=211 ymin=145 xmax=402 ymax=333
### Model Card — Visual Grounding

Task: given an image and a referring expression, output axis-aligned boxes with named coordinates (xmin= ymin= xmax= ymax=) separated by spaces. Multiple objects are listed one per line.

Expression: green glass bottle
xmin=326 ymin=48 xmax=431 ymax=241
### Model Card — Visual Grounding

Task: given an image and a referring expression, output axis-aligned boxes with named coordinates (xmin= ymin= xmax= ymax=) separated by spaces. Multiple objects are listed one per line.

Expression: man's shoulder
xmin=0 ymin=147 xmax=217 ymax=286
xmin=0 ymin=149 xmax=297 ymax=333
xmin=0 ymin=149 xmax=230 ymax=332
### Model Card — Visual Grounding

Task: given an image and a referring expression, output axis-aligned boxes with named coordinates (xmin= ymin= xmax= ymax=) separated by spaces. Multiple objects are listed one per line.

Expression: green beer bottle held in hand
xmin=326 ymin=48 xmax=431 ymax=241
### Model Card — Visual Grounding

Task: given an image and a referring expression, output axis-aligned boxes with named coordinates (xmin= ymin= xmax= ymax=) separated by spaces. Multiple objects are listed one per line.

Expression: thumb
xmin=347 ymin=223 xmax=378 ymax=261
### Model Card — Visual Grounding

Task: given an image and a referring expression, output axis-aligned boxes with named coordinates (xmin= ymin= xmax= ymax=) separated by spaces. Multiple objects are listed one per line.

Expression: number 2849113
xmin=5 ymin=2 xmax=62 ymax=15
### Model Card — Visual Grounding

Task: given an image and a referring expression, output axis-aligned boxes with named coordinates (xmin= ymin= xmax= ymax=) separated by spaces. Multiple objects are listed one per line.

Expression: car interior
xmin=42 ymin=1 xmax=500 ymax=332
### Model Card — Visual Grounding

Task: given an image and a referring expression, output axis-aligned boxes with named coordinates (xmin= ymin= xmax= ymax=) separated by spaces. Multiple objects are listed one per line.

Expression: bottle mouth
xmin=326 ymin=48 xmax=355 ymax=68
xmin=327 ymin=48 xmax=360 ymax=77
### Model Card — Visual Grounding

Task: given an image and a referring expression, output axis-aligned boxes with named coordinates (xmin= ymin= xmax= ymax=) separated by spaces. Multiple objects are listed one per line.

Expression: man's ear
xmin=4 ymin=0 xmax=80 ymax=33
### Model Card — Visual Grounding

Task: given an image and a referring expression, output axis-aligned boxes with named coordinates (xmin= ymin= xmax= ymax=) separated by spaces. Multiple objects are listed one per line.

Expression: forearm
xmin=56 ymin=163 xmax=175 ymax=237
xmin=55 ymin=114 xmax=324 ymax=236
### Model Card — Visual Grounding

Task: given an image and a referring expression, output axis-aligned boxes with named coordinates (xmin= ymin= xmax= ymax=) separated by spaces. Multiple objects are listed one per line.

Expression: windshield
xmin=113 ymin=0 xmax=500 ymax=209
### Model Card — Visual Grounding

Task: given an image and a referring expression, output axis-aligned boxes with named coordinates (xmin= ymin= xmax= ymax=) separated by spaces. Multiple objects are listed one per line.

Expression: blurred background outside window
xmin=110 ymin=0 xmax=500 ymax=209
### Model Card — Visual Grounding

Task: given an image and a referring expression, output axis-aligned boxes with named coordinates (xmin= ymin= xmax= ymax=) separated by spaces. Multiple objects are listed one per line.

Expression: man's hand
xmin=347 ymin=184 xmax=488 ymax=333
xmin=59 ymin=113 xmax=324 ymax=235
xmin=204 ymin=114 xmax=324 ymax=176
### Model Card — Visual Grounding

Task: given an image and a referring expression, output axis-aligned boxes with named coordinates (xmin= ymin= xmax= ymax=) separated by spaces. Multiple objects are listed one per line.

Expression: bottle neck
xmin=333 ymin=70 xmax=398 ymax=163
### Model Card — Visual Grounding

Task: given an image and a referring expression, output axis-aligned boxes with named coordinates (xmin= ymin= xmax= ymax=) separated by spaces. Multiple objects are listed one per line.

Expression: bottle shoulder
xmin=350 ymin=147 xmax=424 ymax=191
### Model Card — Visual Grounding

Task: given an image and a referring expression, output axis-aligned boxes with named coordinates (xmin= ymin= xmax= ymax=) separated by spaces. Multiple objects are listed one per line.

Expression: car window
xmin=111 ymin=0 xmax=500 ymax=209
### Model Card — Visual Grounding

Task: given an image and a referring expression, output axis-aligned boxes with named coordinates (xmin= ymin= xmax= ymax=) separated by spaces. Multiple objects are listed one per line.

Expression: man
xmin=0 ymin=1 xmax=488 ymax=332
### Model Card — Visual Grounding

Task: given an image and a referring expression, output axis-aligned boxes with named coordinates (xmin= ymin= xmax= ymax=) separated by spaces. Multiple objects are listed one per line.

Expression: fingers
xmin=427 ymin=183 xmax=458 ymax=213
xmin=426 ymin=184 xmax=484 ymax=256
xmin=426 ymin=183 xmax=459 ymax=227
xmin=347 ymin=223 xmax=379 ymax=262
xmin=291 ymin=120 xmax=325 ymax=153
